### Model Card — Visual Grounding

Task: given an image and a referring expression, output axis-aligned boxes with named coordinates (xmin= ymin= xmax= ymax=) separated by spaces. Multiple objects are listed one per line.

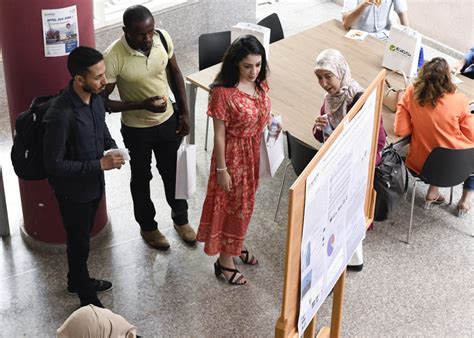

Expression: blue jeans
xmin=121 ymin=112 xmax=188 ymax=231
xmin=464 ymin=175 xmax=474 ymax=191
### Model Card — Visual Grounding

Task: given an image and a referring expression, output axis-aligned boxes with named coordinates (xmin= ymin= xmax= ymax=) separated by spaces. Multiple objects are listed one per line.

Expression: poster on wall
xmin=42 ymin=5 xmax=79 ymax=57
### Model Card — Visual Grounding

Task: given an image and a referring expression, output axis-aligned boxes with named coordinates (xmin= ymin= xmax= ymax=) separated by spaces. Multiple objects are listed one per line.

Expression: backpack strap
xmin=403 ymin=166 xmax=409 ymax=193
xmin=155 ymin=29 xmax=179 ymax=109
xmin=156 ymin=29 xmax=169 ymax=54
xmin=52 ymin=93 xmax=77 ymax=158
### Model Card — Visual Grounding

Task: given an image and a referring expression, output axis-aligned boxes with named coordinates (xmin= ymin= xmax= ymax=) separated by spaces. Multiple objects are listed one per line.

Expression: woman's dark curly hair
xmin=413 ymin=57 xmax=456 ymax=107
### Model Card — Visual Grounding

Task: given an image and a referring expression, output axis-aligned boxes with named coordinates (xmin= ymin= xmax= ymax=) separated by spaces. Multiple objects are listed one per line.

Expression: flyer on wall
xmin=42 ymin=5 xmax=79 ymax=57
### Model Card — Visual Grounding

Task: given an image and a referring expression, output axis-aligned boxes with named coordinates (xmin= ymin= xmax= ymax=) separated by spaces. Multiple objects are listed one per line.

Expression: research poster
xmin=298 ymin=91 xmax=377 ymax=334
xmin=42 ymin=5 xmax=79 ymax=57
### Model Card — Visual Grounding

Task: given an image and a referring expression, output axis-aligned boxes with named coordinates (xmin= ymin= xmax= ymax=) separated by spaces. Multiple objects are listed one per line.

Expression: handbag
xmin=175 ymin=137 xmax=196 ymax=199
xmin=259 ymin=115 xmax=284 ymax=178
xmin=374 ymin=144 xmax=408 ymax=221
xmin=383 ymin=71 xmax=408 ymax=113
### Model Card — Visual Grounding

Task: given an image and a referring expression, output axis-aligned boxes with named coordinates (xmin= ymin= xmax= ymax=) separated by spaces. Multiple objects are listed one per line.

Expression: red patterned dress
xmin=197 ymin=82 xmax=271 ymax=256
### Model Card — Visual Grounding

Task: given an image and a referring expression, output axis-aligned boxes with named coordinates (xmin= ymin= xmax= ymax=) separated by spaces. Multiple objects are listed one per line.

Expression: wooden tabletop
xmin=186 ymin=19 xmax=474 ymax=148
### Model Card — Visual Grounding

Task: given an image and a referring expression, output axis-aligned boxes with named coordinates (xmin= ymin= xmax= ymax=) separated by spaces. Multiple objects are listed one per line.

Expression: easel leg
xmin=330 ymin=270 xmax=346 ymax=338
xmin=304 ymin=316 xmax=317 ymax=338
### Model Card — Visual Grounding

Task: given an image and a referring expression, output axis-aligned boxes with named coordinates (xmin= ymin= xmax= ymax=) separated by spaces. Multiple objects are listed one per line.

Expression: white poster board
xmin=298 ymin=91 xmax=377 ymax=334
xmin=42 ymin=5 xmax=79 ymax=57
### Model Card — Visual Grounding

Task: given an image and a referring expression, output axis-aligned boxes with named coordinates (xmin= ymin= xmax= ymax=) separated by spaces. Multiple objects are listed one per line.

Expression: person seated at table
xmin=394 ymin=57 xmax=474 ymax=217
xmin=312 ymin=49 xmax=386 ymax=271
xmin=342 ymin=0 xmax=410 ymax=40
xmin=451 ymin=47 xmax=474 ymax=79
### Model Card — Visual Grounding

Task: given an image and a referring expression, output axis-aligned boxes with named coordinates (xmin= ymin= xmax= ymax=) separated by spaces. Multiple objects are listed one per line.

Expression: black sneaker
xmin=67 ymin=278 xmax=113 ymax=294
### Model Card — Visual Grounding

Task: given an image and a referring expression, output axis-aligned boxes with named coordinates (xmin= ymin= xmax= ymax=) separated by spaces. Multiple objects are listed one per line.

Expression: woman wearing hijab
xmin=57 ymin=305 xmax=137 ymax=338
xmin=312 ymin=49 xmax=386 ymax=271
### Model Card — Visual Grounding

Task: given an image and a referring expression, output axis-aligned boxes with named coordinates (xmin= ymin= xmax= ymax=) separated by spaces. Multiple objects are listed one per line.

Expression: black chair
xmin=274 ymin=132 xmax=318 ymax=221
xmin=407 ymin=147 xmax=474 ymax=243
xmin=198 ymin=31 xmax=231 ymax=151
xmin=257 ymin=13 xmax=284 ymax=43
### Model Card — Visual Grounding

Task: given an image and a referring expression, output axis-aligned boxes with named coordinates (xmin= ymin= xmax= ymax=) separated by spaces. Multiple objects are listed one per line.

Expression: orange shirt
xmin=394 ymin=84 xmax=474 ymax=173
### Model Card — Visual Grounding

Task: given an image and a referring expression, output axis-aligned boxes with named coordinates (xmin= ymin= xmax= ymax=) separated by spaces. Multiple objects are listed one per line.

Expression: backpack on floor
xmin=11 ymin=95 xmax=73 ymax=180
xmin=374 ymin=144 xmax=408 ymax=221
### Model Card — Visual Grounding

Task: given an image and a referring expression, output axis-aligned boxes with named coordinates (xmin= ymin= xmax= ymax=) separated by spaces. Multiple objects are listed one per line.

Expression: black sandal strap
xmin=240 ymin=249 xmax=257 ymax=265
xmin=218 ymin=262 xmax=239 ymax=274
xmin=217 ymin=260 xmax=246 ymax=285
xmin=229 ymin=272 xmax=246 ymax=285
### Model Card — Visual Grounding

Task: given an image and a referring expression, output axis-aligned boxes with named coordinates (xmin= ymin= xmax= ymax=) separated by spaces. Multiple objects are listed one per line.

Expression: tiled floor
xmin=1 ymin=1 xmax=473 ymax=337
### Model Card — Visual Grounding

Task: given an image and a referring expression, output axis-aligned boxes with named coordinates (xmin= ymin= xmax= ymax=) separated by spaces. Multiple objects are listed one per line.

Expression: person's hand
xmin=314 ymin=114 xmax=329 ymax=131
xmin=100 ymin=154 xmax=125 ymax=171
xmin=450 ymin=60 xmax=465 ymax=75
xmin=176 ymin=113 xmax=190 ymax=136
xmin=217 ymin=170 xmax=232 ymax=192
xmin=143 ymin=96 xmax=167 ymax=113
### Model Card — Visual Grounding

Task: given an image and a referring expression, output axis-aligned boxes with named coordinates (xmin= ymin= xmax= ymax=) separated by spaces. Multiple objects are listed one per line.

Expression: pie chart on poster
xmin=327 ymin=234 xmax=335 ymax=256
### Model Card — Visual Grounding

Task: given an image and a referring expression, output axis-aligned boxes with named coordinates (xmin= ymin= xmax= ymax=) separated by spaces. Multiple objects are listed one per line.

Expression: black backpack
xmin=374 ymin=144 xmax=408 ymax=221
xmin=11 ymin=95 xmax=73 ymax=180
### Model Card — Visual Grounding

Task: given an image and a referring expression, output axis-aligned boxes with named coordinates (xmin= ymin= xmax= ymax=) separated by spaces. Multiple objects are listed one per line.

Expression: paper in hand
xmin=104 ymin=148 xmax=130 ymax=161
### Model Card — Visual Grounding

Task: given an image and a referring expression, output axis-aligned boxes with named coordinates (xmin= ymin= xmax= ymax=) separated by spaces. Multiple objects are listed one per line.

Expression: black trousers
xmin=56 ymin=194 xmax=101 ymax=305
xmin=121 ymin=112 xmax=188 ymax=231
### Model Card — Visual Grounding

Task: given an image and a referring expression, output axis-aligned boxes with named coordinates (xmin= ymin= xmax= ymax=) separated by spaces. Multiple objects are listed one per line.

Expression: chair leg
xmin=204 ymin=116 xmax=210 ymax=151
xmin=274 ymin=163 xmax=291 ymax=222
xmin=449 ymin=187 xmax=453 ymax=205
xmin=407 ymin=180 xmax=418 ymax=244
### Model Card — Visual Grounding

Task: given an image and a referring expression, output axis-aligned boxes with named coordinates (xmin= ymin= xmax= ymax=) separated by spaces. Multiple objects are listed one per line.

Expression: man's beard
xmin=83 ymin=83 xmax=105 ymax=94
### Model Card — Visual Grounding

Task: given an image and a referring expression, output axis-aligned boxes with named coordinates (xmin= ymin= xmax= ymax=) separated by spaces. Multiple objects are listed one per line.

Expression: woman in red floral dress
xmin=196 ymin=35 xmax=279 ymax=285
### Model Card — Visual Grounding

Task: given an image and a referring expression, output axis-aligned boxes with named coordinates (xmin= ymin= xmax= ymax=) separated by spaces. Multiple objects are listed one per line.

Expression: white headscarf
xmin=314 ymin=49 xmax=364 ymax=128
xmin=57 ymin=305 xmax=137 ymax=338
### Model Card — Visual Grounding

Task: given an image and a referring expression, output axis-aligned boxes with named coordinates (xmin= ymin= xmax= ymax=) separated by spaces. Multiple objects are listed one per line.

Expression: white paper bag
xmin=175 ymin=138 xmax=196 ymax=199
xmin=259 ymin=115 xmax=284 ymax=178
xmin=231 ymin=22 xmax=271 ymax=59
xmin=382 ymin=24 xmax=422 ymax=78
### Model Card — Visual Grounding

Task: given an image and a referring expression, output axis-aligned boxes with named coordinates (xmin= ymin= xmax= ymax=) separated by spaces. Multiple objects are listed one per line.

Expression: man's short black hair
xmin=123 ymin=5 xmax=154 ymax=29
xmin=67 ymin=46 xmax=103 ymax=78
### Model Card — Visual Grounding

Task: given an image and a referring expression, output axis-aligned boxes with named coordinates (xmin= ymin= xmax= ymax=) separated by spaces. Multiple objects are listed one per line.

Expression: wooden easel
xmin=275 ymin=70 xmax=386 ymax=338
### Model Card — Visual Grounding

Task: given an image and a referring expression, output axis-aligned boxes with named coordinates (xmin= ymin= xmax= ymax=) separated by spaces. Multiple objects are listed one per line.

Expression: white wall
xmin=407 ymin=0 xmax=473 ymax=53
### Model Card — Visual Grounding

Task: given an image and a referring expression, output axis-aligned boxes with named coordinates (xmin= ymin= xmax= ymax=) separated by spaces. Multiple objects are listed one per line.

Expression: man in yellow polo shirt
xmin=104 ymin=5 xmax=195 ymax=250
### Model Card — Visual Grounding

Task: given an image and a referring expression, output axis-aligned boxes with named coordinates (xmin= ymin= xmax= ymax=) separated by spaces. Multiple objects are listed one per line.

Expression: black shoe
xmin=347 ymin=263 xmax=363 ymax=272
xmin=68 ymin=279 xmax=113 ymax=294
